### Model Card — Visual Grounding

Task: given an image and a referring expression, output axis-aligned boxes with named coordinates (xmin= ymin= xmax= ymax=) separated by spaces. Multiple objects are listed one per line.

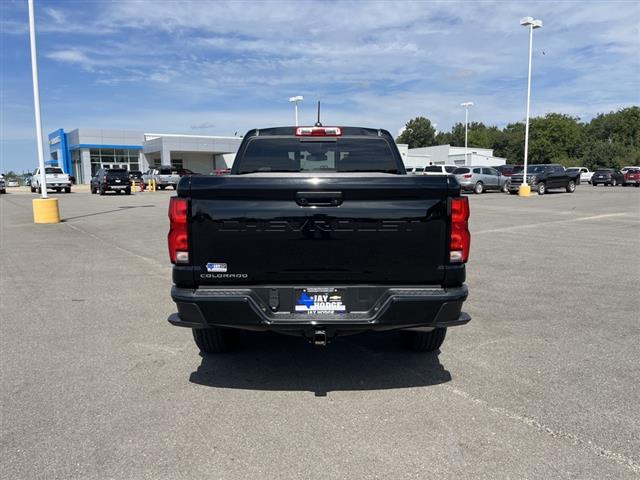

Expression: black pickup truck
xmin=167 ymin=126 xmax=471 ymax=353
xmin=90 ymin=168 xmax=132 ymax=195
xmin=507 ymin=164 xmax=579 ymax=195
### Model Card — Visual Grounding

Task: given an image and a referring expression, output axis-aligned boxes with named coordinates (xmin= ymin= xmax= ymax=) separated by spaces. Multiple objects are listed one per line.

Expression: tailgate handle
xmin=296 ymin=191 xmax=343 ymax=207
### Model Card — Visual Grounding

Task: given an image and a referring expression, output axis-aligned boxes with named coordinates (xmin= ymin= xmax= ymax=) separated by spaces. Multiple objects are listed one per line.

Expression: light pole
xmin=29 ymin=0 xmax=60 ymax=223
xmin=461 ymin=102 xmax=473 ymax=165
xmin=288 ymin=96 xmax=303 ymax=126
xmin=519 ymin=16 xmax=542 ymax=197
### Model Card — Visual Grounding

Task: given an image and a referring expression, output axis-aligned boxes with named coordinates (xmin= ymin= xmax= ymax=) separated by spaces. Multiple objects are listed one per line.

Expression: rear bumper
xmin=169 ymin=285 xmax=470 ymax=335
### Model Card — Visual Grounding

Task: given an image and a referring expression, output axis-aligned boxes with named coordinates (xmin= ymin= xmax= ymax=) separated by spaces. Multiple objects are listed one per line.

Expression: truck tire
xmin=125 ymin=187 xmax=131 ymax=195
xmin=99 ymin=187 xmax=106 ymax=196
xmin=31 ymin=186 xmax=36 ymax=193
xmin=159 ymin=185 xmax=166 ymax=190
xmin=401 ymin=328 xmax=447 ymax=352
xmin=192 ymin=327 xmax=238 ymax=353
xmin=474 ymin=182 xmax=484 ymax=194
xmin=65 ymin=187 xmax=71 ymax=193
xmin=509 ymin=190 xmax=518 ymax=195
xmin=566 ymin=180 xmax=576 ymax=193
xmin=537 ymin=182 xmax=546 ymax=195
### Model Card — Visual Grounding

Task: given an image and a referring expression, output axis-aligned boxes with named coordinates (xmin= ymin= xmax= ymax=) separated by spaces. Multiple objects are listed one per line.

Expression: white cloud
xmin=4 ymin=0 xmax=639 ymax=168
xmin=44 ymin=7 xmax=64 ymax=24
xmin=46 ymin=49 xmax=96 ymax=71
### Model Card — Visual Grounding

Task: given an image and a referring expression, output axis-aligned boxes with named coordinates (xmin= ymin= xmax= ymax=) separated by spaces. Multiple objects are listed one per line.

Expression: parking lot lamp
xmin=28 ymin=0 xmax=60 ymax=223
xmin=519 ymin=16 xmax=542 ymax=197
xmin=461 ymin=102 xmax=474 ymax=165
xmin=288 ymin=96 xmax=304 ymax=126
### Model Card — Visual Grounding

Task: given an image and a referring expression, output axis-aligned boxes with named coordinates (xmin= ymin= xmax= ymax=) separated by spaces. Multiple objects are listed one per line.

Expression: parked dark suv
xmin=591 ymin=168 xmax=625 ymax=187
xmin=91 ymin=168 xmax=131 ymax=195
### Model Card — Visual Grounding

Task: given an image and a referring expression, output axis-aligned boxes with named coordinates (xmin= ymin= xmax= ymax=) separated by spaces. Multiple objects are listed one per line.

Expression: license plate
xmin=115 ymin=179 xmax=121 ymax=183
xmin=295 ymin=288 xmax=346 ymax=314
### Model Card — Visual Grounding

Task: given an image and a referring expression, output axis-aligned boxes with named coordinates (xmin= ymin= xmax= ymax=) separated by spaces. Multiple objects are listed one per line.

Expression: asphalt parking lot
xmin=1 ymin=185 xmax=639 ymax=479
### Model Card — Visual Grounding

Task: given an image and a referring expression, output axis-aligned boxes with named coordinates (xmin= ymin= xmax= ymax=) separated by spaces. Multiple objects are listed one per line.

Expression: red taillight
xmin=463 ymin=174 xmax=472 ymax=179
xmin=295 ymin=126 xmax=342 ymax=136
xmin=450 ymin=197 xmax=470 ymax=263
xmin=168 ymin=197 xmax=189 ymax=264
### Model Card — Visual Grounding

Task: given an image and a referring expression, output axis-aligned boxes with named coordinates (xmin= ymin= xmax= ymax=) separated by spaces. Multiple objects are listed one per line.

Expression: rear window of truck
xmin=237 ymin=138 xmax=399 ymax=174
xmin=107 ymin=169 xmax=129 ymax=178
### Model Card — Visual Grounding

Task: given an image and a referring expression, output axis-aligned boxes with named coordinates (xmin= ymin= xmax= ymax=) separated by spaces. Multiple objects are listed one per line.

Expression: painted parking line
xmin=474 ymin=213 xmax=631 ymax=235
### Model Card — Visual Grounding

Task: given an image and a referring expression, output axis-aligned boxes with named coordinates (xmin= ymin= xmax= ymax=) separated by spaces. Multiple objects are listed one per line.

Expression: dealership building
xmin=47 ymin=127 xmax=506 ymax=182
xmin=48 ymin=128 xmax=242 ymax=184
xmin=397 ymin=144 xmax=506 ymax=169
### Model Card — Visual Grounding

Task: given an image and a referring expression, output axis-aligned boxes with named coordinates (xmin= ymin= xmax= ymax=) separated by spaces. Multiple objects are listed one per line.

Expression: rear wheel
xmin=159 ymin=185 xmax=166 ymax=190
xmin=537 ymin=182 xmax=546 ymax=195
xmin=30 ymin=186 xmax=36 ymax=193
xmin=509 ymin=190 xmax=518 ymax=195
xmin=592 ymin=182 xmax=598 ymax=187
xmin=474 ymin=182 xmax=484 ymax=194
xmin=99 ymin=187 xmax=106 ymax=196
xmin=566 ymin=180 xmax=576 ymax=193
xmin=65 ymin=187 xmax=71 ymax=193
xmin=401 ymin=328 xmax=447 ymax=352
xmin=125 ymin=187 xmax=131 ymax=195
xmin=192 ymin=327 xmax=238 ymax=353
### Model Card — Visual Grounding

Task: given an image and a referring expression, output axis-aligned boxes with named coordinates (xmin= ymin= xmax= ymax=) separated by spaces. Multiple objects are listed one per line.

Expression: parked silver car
xmin=453 ymin=166 xmax=509 ymax=194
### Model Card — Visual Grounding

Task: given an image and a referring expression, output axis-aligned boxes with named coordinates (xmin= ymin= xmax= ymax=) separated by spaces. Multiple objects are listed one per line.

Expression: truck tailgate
xmin=186 ymin=174 xmax=455 ymax=285
xmin=186 ymin=174 xmax=452 ymax=285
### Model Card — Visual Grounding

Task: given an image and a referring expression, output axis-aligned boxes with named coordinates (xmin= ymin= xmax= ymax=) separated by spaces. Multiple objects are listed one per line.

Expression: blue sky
xmin=1 ymin=0 xmax=639 ymax=173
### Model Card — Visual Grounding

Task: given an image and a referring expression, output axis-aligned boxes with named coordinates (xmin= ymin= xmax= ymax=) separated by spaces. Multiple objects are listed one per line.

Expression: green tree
xmin=397 ymin=106 xmax=639 ymax=167
xmin=580 ymin=141 xmax=638 ymax=170
xmin=396 ymin=117 xmax=437 ymax=148
xmin=495 ymin=122 xmax=526 ymax=164
xmin=585 ymin=106 xmax=640 ymax=148
xmin=528 ymin=113 xmax=584 ymax=164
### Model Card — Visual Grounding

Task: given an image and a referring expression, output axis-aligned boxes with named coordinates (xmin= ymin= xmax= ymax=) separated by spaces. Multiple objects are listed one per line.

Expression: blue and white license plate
xmin=295 ymin=288 xmax=346 ymax=314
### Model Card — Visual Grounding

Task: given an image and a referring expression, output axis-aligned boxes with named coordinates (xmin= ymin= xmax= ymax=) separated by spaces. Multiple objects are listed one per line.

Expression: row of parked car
xmin=89 ymin=167 xmax=201 ymax=195
xmin=408 ymin=164 xmax=640 ymax=194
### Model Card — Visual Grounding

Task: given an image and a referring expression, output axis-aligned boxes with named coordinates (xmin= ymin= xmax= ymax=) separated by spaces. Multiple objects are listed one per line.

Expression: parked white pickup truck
xmin=31 ymin=167 xmax=72 ymax=193
xmin=566 ymin=167 xmax=593 ymax=184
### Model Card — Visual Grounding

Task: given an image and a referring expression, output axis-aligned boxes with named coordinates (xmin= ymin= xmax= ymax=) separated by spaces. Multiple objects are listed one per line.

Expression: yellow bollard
xmin=131 ymin=179 xmax=136 ymax=193
xmin=32 ymin=198 xmax=60 ymax=223
xmin=518 ymin=184 xmax=531 ymax=197
xmin=152 ymin=179 xmax=157 ymax=191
